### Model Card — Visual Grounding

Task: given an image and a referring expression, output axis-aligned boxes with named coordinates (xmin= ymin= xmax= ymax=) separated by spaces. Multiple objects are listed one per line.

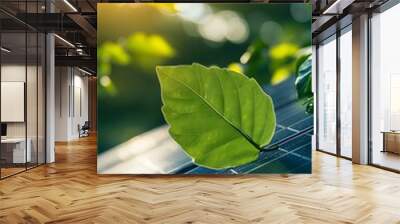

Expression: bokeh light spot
xmin=198 ymin=11 xmax=248 ymax=43
xmin=101 ymin=76 xmax=112 ymax=87
xmin=199 ymin=14 xmax=228 ymax=42
xmin=176 ymin=3 xmax=211 ymax=23
xmin=271 ymin=67 xmax=291 ymax=85
xmin=270 ymin=43 xmax=299 ymax=60
xmin=260 ymin=21 xmax=282 ymax=45
xmin=290 ymin=4 xmax=311 ymax=23
xmin=227 ymin=63 xmax=243 ymax=73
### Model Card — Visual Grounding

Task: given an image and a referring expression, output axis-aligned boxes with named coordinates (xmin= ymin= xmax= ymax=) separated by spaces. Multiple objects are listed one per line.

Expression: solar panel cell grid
xmin=247 ymin=154 xmax=310 ymax=174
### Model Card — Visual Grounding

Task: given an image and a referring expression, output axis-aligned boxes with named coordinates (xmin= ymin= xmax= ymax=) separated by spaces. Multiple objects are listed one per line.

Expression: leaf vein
xmin=164 ymin=72 xmax=260 ymax=150
xmin=216 ymin=70 xmax=225 ymax=114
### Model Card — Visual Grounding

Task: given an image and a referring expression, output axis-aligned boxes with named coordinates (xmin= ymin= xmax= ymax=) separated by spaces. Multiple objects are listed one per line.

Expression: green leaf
xmin=294 ymin=53 xmax=311 ymax=76
xmin=156 ymin=63 xmax=276 ymax=169
xmin=295 ymin=55 xmax=314 ymax=114
xmin=295 ymin=55 xmax=312 ymax=99
xmin=304 ymin=97 xmax=314 ymax=114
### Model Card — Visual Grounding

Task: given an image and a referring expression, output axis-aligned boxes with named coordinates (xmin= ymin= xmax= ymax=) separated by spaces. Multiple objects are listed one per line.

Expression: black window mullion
xmin=0 ymin=20 xmax=2 ymax=179
xmin=315 ymin=44 xmax=320 ymax=151
xmin=24 ymin=0 xmax=28 ymax=171
xmin=367 ymin=11 xmax=373 ymax=165
xmin=36 ymin=0 xmax=39 ymax=168
xmin=336 ymin=27 xmax=341 ymax=157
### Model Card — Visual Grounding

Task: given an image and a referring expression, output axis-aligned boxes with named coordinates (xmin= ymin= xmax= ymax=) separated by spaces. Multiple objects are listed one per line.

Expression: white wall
xmin=55 ymin=67 xmax=89 ymax=141
xmin=55 ymin=66 xmax=70 ymax=141
xmin=72 ymin=73 xmax=89 ymax=138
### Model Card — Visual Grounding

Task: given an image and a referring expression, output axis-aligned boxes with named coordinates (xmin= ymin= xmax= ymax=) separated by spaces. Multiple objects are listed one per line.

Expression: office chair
xmin=79 ymin=121 xmax=90 ymax=138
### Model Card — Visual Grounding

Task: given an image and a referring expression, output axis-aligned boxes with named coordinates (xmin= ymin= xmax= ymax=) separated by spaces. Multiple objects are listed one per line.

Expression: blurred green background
xmin=98 ymin=3 xmax=311 ymax=154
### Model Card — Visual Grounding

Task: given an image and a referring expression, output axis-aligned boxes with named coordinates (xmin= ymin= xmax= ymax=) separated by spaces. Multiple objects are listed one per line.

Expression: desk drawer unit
xmin=0 ymin=139 xmax=32 ymax=164
xmin=383 ymin=132 xmax=400 ymax=154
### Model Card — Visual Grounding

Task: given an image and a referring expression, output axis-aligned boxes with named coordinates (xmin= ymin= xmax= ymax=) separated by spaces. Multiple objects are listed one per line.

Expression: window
xmin=339 ymin=27 xmax=352 ymax=158
xmin=317 ymin=35 xmax=337 ymax=154
xmin=370 ymin=3 xmax=400 ymax=171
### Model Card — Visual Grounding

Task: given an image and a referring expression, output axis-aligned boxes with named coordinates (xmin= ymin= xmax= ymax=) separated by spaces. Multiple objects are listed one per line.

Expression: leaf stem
xmin=259 ymin=126 xmax=313 ymax=152
xmin=260 ymin=143 xmax=280 ymax=152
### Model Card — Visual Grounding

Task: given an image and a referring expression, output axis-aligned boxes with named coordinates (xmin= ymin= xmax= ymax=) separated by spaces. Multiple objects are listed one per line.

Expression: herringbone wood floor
xmin=1 ymin=135 xmax=400 ymax=224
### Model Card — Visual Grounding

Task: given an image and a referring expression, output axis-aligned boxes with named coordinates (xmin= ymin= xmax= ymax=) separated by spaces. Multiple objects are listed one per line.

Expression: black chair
xmin=78 ymin=121 xmax=90 ymax=138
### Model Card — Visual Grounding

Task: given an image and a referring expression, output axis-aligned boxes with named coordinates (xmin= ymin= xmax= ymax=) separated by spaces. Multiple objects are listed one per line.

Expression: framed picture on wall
xmin=97 ymin=3 xmax=313 ymax=174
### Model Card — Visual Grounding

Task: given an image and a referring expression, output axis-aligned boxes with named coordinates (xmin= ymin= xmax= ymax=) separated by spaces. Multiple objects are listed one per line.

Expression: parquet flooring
xmin=1 ymin=134 xmax=400 ymax=223
xmin=1 ymin=167 xmax=26 ymax=178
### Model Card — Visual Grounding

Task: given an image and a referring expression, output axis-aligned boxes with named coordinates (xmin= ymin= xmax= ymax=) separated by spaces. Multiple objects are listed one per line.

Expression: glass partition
xmin=317 ymin=35 xmax=337 ymax=154
xmin=1 ymin=30 xmax=27 ymax=177
xmin=0 ymin=2 xmax=46 ymax=179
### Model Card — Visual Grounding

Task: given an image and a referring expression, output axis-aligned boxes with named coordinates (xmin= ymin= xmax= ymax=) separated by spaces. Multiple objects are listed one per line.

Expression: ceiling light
xmin=63 ymin=0 xmax=78 ymax=12
xmin=1 ymin=47 xmax=11 ymax=53
xmin=54 ymin=34 xmax=75 ymax=48
xmin=76 ymin=48 xmax=86 ymax=56
xmin=323 ymin=0 xmax=341 ymax=14
xmin=78 ymin=67 xmax=93 ymax=76
xmin=322 ymin=0 xmax=353 ymax=15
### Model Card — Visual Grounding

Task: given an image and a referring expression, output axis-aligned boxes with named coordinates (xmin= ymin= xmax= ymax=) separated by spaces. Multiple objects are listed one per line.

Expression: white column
xmin=46 ymin=32 xmax=55 ymax=163
xmin=352 ymin=14 xmax=369 ymax=164
xmin=45 ymin=0 xmax=56 ymax=163
xmin=312 ymin=45 xmax=317 ymax=150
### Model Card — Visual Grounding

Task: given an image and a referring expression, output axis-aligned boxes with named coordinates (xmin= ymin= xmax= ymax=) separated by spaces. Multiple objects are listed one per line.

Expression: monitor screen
xmin=1 ymin=123 xmax=7 ymax=137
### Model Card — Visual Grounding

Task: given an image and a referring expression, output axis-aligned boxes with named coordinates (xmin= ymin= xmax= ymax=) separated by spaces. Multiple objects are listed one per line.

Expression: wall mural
xmin=97 ymin=3 xmax=313 ymax=174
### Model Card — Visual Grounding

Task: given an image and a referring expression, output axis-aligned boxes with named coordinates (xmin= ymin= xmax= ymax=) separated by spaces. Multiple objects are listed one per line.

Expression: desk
xmin=1 ymin=138 xmax=31 ymax=163
xmin=382 ymin=131 xmax=400 ymax=154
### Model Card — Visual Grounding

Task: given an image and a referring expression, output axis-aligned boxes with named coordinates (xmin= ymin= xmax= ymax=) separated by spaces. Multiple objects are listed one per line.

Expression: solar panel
xmin=98 ymin=76 xmax=313 ymax=174
xmin=177 ymin=77 xmax=313 ymax=174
